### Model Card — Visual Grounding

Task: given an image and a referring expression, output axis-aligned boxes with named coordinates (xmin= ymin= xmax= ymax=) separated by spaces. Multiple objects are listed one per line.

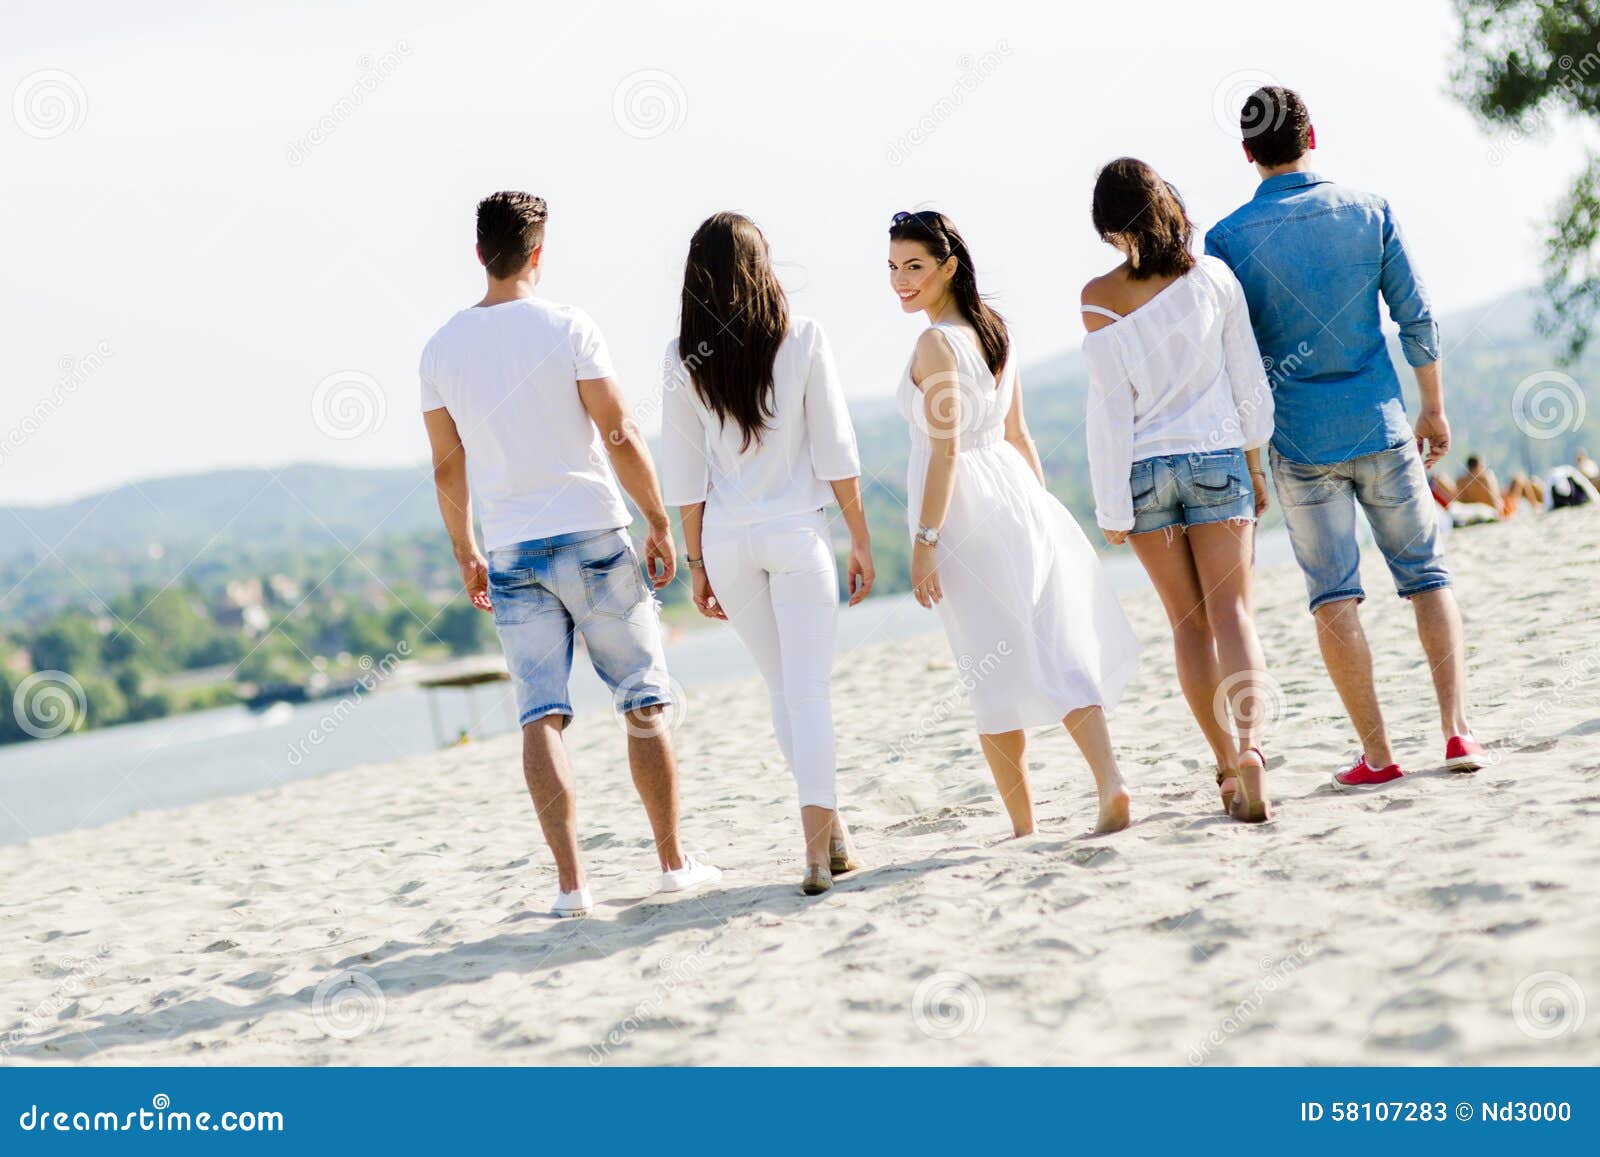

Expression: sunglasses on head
xmin=891 ymin=210 xmax=945 ymax=234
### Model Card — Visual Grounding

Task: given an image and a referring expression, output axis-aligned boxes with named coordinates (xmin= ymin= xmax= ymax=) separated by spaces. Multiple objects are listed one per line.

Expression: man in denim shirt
xmin=1206 ymin=87 xmax=1482 ymax=786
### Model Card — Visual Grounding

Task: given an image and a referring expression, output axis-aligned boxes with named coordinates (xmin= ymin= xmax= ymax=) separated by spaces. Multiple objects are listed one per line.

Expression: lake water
xmin=0 ymin=530 xmax=1295 ymax=845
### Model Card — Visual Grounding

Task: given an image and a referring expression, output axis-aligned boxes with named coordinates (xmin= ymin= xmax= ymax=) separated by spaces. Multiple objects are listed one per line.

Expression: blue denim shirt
xmin=1204 ymin=172 xmax=1440 ymax=466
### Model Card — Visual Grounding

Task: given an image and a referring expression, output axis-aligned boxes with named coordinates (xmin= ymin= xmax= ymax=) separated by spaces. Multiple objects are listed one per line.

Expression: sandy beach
xmin=3 ymin=509 xmax=1597 ymax=1066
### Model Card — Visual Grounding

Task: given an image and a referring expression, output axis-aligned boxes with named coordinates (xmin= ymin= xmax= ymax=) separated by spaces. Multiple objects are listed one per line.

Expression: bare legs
xmin=1313 ymin=587 xmax=1472 ymax=768
xmin=1411 ymin=588 xmax=1472 ymax=741
xmin=977 ymin=705 xmax=1128 ymax=837
xmin=521 ymin=706 xmax=686 ymax=895
xmin=1312 ymin=599 xmax=1396 ymax=768
xmin=1131 ymin=521 xmax=1269 ymax=805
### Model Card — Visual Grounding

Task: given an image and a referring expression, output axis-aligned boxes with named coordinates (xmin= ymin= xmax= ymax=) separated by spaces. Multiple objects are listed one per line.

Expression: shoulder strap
xmin=1080 ymin=304 xmax=1124 ymax=321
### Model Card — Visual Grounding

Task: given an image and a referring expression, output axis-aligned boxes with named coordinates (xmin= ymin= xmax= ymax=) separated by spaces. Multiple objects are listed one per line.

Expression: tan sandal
xmin=829 ymin=837 xmax=859 ymax=875
xmin=1215 ymin=766 xmax=1239 ymax=815
xmin=1229 ymin=746 xmax=1272 ymax=824
xmin=801 ymin=863 xmax=833 ymax=896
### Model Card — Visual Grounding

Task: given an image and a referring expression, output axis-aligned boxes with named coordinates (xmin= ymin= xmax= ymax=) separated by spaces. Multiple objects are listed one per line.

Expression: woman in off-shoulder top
xmin=1080 ymin=157 xmax=1276 ymax=824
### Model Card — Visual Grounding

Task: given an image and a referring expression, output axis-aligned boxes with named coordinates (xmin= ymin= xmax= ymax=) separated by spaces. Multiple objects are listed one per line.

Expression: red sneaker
xmin=1332 ymin=754 xmax=1404 ymax=787
xmin=1443 ymin=733 xmax=1484 ymax=772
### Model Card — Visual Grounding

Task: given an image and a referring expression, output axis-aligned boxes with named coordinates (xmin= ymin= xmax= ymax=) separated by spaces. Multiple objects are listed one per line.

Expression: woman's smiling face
xmin=888 ymin=239 xmax=952 ymax=314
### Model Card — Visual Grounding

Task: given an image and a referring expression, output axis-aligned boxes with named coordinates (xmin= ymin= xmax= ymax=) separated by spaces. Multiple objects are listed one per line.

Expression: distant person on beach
xmin=1545 ymin=463 xmax=1599 ymax=510
xmin=889 ymin=209 xmax=1141 ymax=835
xmin=419 ymin=192 xmax=720 ymax=918
xmin=1576 ymin=449 xmax=1600 ymax=491
xmin=1453 ymin=454 xmax=1503 ymax=517
xmin=660 ymin=212 xmax=873 ymax=897
xmin=1206 ymin=86 xmax=1484 ymax=784
xmin=1080 ymin=158 xmax=1276 ymax=823
xmin=1502 ymin=472 xmax=1545 ymax=517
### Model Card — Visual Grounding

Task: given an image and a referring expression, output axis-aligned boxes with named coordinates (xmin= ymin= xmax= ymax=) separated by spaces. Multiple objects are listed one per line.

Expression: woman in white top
xmin=661 ymin=212 xmax=874 ymax=895
xmin=889 ymin=210 xmax=1141 ymax=836
xmin=1081 ymin=158 xmax=1276 ymax=823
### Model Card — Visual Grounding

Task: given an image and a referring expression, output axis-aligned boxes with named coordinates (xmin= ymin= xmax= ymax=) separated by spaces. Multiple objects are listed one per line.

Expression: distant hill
xmin=3 ymin=286 xmax=1593 ymax=624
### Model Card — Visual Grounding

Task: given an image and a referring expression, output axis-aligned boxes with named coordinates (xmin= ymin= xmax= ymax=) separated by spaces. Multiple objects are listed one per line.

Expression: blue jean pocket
xmin=488 ymin=568 xmax=540 ymax=626
xmin=580 ymin=542 xmax=648 ymax=619
xmin=1130 ymin=460 xmax=1158 ymax=513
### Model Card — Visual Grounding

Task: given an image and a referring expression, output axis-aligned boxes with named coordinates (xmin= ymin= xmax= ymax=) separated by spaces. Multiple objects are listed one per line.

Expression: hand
xmin=911 ymin=543 xmax=942 ymax=607
xmin=644 ymin=521 xmax=677 ymax=589
xmin=846 ymin=539 xmax=875 ymax=606
xmin=691 ymin=567 xmax=726 ymax=620
xmin=1414 ymin=409 xmax=1451 ymax=469
xmin=1102 ymin=528 xmax=1129 ymax=547
xmin=1250 ymin=470 xmax=1270 ymax=518
xmin=457 ymin=551 xmax=493 ymax=613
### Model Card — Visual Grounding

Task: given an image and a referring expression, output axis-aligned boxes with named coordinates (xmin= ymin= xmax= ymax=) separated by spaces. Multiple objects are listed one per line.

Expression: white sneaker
xmin=658 ymin=855 xmax=722 ymax=894
xmin=551 ymin=884 xmax=593 ymax=918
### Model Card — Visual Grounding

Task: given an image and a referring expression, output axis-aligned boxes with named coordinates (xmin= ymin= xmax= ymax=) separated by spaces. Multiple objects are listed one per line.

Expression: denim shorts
xmin=486 ymin=527 xmax=672 ymax=726
xmin=1270 ymin=442 xmax=1451 ymax=613
xmin=1129 ymin=448 xmax=1257 ymax=535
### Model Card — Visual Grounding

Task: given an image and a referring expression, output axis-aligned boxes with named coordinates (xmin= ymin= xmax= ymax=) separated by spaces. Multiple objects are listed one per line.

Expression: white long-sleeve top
xmin=660 ymin=316 xmax=860 ymax=527
xmin=1083 ymin=255 xmax=1274 ymax=531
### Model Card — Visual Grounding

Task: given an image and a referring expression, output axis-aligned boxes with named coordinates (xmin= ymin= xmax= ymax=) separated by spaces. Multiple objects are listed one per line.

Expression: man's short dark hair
xmin=1241 ymin=86 xmax=1311 ymax=167
xmin=476 ymin=191 xmax=548 ymax=279
xmin=1466 ymin=454 xmax=1482 ymax=470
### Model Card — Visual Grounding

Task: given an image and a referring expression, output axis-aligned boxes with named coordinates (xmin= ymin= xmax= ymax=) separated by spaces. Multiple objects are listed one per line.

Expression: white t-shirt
xmin=419 ymin=298 xmax=632 ymax=551
xmin=658 ymin=316 xmax=860 ymax=528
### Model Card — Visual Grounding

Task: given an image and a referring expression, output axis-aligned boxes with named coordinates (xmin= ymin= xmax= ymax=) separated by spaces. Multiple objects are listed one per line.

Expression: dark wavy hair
xmin=1241 ymin=85 xmax=1311 ymax=167
xmin=1090 ymin=158 xmax=1195 ymax=281
xmin=888 ymin=210 xmax=1009 ymax=379
xmin=676 ymin=212 xmax=789 ymax=451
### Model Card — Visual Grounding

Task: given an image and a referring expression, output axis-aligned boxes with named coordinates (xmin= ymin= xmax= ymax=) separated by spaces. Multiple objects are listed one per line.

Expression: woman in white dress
xmin=888 ymin=210 xmax=1142 ymax=835
xmin=1081 ymin=159 xmax=1274 ymax=823
xmin=661 ymin=212 xmax=875 ymax=895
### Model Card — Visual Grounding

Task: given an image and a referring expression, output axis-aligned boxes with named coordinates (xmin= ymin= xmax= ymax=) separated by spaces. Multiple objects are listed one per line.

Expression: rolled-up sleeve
xmin=1216 ymin=264 xmax=1274 ymax=451
xmin=803 ymin=322 xmax=860 ymax=480
xmin=1083 ymin=336 xmax=1138 ymax=532
xmin=1379 ymin=201 xmax=1440 ymax=367
xmin=658 ymin=341 xmax=709 ymax=506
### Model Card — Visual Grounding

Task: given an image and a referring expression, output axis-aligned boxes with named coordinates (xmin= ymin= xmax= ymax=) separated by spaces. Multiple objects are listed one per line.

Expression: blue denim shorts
xmin=1129 ymin=448 xmax=1257 ymax=535
xmin=1270 ymin=442 xmax=1451 ymax=613
xmin=486 ymin=527 xmax=672 ymax=726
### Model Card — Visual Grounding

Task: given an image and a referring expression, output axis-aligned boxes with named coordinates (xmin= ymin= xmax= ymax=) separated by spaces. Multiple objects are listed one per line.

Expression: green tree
xmin=434 ymin=600 xmax=491 ymax=656
xmin=1454 ymin=0 xmax=1600 ymax=359
xmin=29 ymin=615 xmax=104 ymax=678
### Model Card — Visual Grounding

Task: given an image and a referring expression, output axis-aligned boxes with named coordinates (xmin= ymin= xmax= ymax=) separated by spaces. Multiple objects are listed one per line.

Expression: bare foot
xmin=1094 ymin=785 xmax=1132 ymax=834
xmin=1010 ymin=823 xmax=1036 ymax=840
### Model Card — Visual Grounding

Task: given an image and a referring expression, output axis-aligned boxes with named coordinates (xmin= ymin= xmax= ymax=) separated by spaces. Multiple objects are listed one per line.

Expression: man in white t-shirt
xmin=420 ymin=191 xmax=720 ymax=917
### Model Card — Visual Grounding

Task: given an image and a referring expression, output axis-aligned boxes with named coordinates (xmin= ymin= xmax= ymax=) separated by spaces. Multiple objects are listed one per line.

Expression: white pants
xmin=702 ymin=510 xmax=840 ymax=810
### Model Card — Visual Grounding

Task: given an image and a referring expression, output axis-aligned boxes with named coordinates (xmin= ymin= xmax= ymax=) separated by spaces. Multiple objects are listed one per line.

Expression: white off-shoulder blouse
xmin=1082 ymin=255 xmax=1275 ymax=532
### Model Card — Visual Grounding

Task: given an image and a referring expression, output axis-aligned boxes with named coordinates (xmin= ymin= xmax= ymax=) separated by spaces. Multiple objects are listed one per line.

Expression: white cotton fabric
xmin=1082 ymin=255 xmax=1275 ymax=532
xmin=420 ymin=297 xmax=630 ymax=551
xmin=659 ymin=317 xmax=860 ymax=525
xmin=898 ymin=325 xmax=1141 ymax=733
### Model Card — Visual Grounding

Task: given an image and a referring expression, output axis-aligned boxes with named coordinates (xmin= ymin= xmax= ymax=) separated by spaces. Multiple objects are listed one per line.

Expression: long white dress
xmin=899 ymin=324 xmax=1141 ymax=733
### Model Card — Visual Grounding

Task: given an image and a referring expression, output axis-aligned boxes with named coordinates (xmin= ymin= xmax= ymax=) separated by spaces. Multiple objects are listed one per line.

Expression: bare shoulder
xmin=1080 ymin=269 xmax=1126 ymax=333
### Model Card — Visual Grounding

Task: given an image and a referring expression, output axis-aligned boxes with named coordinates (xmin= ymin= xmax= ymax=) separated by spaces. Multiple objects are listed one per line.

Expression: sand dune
xmin=4 ymin=510 xmax=1597 ymax=1065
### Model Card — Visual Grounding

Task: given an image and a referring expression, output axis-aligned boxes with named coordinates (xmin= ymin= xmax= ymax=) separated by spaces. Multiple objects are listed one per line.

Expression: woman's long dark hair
xmin=1090 ymin=157 xmax=1195 ymax=280
xmin=676 ymin=212 xmax=788 ymax=451
xmin=888 ymin=210 xmax=1009 ymax=379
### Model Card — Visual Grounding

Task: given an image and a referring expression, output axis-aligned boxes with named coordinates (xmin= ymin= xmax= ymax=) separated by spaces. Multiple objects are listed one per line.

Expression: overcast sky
xmin=1 ymin=0 xmax=1586 ymax=505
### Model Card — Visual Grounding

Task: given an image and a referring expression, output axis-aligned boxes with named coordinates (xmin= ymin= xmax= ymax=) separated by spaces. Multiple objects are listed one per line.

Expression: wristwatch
xmin=914 ymin=525 xmax=940 ymax=547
